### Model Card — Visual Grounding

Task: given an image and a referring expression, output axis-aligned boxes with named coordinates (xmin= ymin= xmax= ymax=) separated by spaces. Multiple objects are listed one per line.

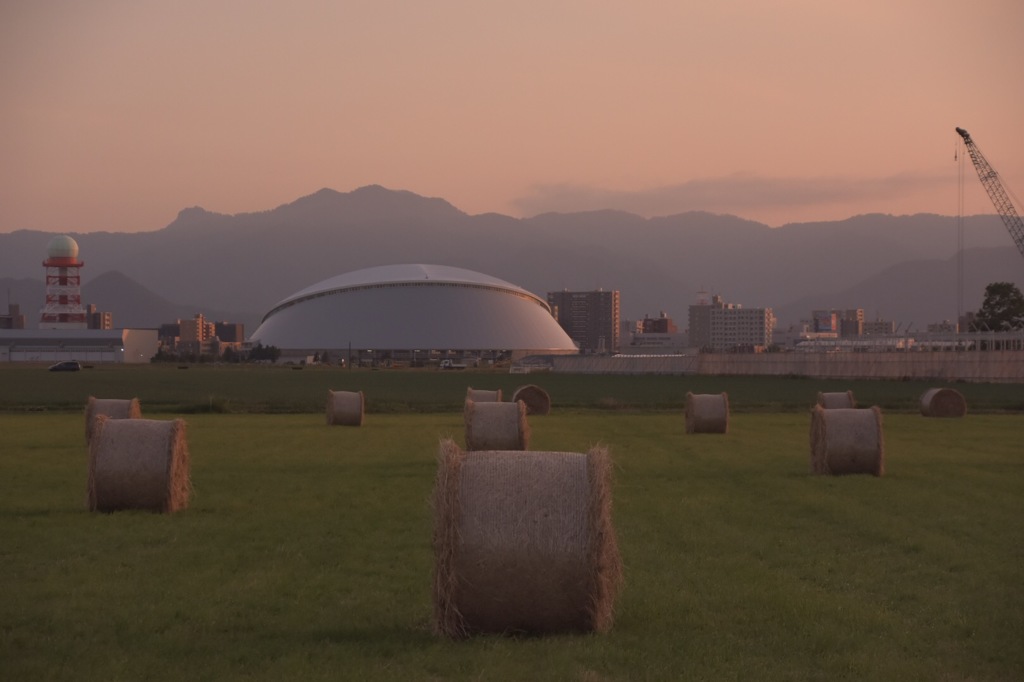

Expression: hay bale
xmin=920 ymin=388 xmax=967 ymax=418
xmin=87 ymin=416 xmax=191 ymax=513
xmin=432 ymin=438 xmax=622 ymax=638
xmin=326 ymin=389 xmax=365 ymax=426
xmin=85 ymin=396 xmax=142 ymax=443
xmin=464 ymin=399 xmax=530 ymax=451
xmin=466 ymin=387 xmax=502 ymax=402
xmin=816 ymin=391 xmax=856 ymax=409
xmin=512 ymin=384 xmax=551 ymax=416
xmin=684 ymin=392 xmax=729 ymax=434
xmin=809 ymin=405 xmax=884 ymax=476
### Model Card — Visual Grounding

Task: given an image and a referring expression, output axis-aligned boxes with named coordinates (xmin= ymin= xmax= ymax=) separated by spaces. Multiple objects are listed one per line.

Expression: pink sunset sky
xmin=1 ymin=0 xmax=1022 ymax=233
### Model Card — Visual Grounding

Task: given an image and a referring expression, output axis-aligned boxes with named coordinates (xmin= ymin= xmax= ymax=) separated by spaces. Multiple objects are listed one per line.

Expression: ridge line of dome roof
xmin=261 ymin=277 xmax=550 ymax=324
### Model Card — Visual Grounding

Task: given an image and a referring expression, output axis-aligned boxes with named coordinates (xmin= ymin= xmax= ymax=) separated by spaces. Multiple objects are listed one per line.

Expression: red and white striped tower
xmin=40 ymin=235 xmax=88 ymax=329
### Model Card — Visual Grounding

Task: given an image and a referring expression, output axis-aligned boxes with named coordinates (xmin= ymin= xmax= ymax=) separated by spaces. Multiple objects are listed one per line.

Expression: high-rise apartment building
xmin=547 ymin=289 xmax=620 ymax=353
xmin=689 ymin=293 xmax=775 ymax=350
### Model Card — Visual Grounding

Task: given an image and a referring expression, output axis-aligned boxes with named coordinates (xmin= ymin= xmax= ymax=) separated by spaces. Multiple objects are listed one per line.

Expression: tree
xmin=973 ymin=282 xmax=1024 ymax=331
xmin=248 ymin=342 xmax=281 ymax=363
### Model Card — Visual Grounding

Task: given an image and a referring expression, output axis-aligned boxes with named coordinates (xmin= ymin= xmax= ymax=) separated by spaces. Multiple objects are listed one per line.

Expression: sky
xmin=2 ymin=0 xmax=1022 ymax=234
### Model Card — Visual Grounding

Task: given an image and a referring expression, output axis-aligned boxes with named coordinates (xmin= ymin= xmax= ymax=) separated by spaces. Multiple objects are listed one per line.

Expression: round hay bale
xmin=432 ymin=438 xmax=622 ymax=638
xmin=684 ymin=392 xmax=729 ymax=434
xmin=87 ymin=416 xmax=191 ymax=513
xmin=809 ymin=405 xmax=884 ymax=476
xmin=326 ymin=389 xmax=365 ymax=426
xmin=466 ymin=387 xmax=502 ymax=402
xmin=816 ymin=391 xmax=856 ymax=409
xmin=512 ymin=384 xmax=551 ymax=416
xmin=464 ymin=399 xmax=530 ymax=451
xmin=920 ymin=388 xmax=967 ymax=418
xmin=85 ymin=396 xmax=142 ymax=444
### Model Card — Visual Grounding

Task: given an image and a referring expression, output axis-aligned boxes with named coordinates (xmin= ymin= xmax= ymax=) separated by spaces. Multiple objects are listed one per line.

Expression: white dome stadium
xmin=249 ymin=264 xmax=577 ymax=356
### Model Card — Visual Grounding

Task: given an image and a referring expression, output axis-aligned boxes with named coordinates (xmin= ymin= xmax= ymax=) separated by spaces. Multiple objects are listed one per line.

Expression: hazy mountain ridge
xmin=1 ymin=186 xmax=1020 ymax=331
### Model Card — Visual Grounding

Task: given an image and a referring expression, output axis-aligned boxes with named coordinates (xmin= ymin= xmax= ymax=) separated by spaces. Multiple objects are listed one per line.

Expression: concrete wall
xmin=550 ymin=351 xmax=1024 ymax=382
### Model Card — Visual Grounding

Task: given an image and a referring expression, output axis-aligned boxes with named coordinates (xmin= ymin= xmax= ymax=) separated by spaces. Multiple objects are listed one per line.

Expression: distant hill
xmin=1 ymin=185 xmax=1021 ymax=330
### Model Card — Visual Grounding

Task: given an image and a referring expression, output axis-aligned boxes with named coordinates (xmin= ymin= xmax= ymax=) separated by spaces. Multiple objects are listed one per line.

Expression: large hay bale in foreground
xmin=85 ymin=396 xmax=142 ymax=443
xmin=432 ymin=439 xmax=622 ymax=638
xmin=464 ymin=399 xmax=530 ymax=451
xmin=817 ymin=391 xmax=856 ymax=409
xmin=466 ymin=387 xmax=502 ymax=402
xmin=326 ymin=389 xmax=365 ymax=426
xmin=920 ymin=388 xmax=967 ymax=418
xmin=809 ymin=405 xmax=884 ymax=476
xmin=87 ymin=416 xmax=191 ymax=513
xmin=512 ymin=384 xmax=551 ymax=415
xmin=684 ymin=392 xmax=729 ymax=434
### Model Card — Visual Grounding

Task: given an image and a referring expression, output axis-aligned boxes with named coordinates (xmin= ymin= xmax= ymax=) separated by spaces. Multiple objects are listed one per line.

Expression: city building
xmin=863 ymin=319 xmax=896 ymax=335
xmin=87 ymin=304 xmax=113 ymax=330
xmin=927 ymin=320 xmax=957 ymax=333
xmin=621 ymin=312 xmax=687 ymax=354
xmin=812 ymin=309 xmax=864 ymax=337
xmin=156 ymin=314 xmax=246 ymax=358
xmin=178 ymin=313 xmax=216 ymax=355
xmin=689 ymin=292 xmax=775 ymax=351
xmin=1 ymin=303 xmax=26 ymax=330
xmin=640 ymin=311 xmax=678 ymax=334
xmin=547 ymin=289 xmax=620 ymax=354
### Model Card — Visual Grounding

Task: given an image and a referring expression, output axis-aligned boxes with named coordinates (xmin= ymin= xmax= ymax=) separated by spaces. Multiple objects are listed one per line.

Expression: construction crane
xmin=955 ymin=126 xmax=1024 ymax=257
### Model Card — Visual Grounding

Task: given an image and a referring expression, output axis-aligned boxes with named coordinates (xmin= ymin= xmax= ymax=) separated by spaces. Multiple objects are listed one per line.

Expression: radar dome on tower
xmin=40 ymin=235 xmax=86 ymax=328
xmin=47 ymin=235 xmax=80 ymax=261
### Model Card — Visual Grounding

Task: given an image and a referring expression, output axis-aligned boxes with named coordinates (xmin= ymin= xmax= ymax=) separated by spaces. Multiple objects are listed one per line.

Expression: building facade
xmin=690 ymin=293 xmax=775 ymax=351
xmin=86 ymin=304 xmax=113 ymax=330
xmin=1 ymin=303 xmax=26 ymax=330
xmin=812 ymin=308 xmax=864 ymax=337
xmin=547 ymin=289 xmax=620 ymax=354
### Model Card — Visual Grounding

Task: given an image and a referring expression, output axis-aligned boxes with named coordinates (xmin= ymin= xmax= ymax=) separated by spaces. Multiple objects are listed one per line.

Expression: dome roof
xmin=47 ymin=235 xmax=80 ymax=260
xmin=250 ymin=264 xmax=577 ymax=353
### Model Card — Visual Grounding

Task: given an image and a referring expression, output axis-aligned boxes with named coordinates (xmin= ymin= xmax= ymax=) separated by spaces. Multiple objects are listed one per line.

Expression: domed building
xmin=249 ymin=264 xmax=577 ymax=364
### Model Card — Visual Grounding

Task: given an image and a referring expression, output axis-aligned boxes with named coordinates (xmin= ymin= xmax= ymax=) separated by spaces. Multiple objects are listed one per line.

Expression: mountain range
xmin=1 ymin=185 xmax=1021 ymax=332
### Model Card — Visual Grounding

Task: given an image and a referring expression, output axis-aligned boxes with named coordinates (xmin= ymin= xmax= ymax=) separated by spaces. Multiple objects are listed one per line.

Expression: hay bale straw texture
xmin=326 ymin=389 xmax=365 ymax=426
xmin=466 ymin=387 xmax=502 ymax=402
xmin=464 ymin=399 xmax=530 ymax=451
xmin=809 ymin=405 xmax=885 ymax=476
xmin=685 ymin=392 xmax=729 ymax=434
xmin=432 ymin=439 xmax=622 ymax=638
xmin=85 ymin=396 xmax=142 ymax=443
xmin=512 ymin=384 xmax=551 ymax=415
xmin=817 ymin=391 xmax=856 ymax=409
xmin=920 ymin=388 xmax=967 ymax=418
xmin=87 ymin=416 xmax=191 ymax=513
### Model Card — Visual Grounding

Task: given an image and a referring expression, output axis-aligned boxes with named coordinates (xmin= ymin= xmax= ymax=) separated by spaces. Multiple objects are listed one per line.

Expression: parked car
xmin=48 ymin=360 xmax=82 ymax=372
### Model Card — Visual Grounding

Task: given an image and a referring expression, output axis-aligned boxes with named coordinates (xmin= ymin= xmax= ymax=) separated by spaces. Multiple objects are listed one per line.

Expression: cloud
xmin=511 ymin=172 xmax=952 ymax=220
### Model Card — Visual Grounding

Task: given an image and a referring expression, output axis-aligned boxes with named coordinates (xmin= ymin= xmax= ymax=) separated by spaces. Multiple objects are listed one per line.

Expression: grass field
xmin=2 ymin=362 xmax=1023 ymax=414
xmin=2 ymin=368 xmax=1024 ymax=675
xmin=2 ymin=390 xmax=1022 ymax=680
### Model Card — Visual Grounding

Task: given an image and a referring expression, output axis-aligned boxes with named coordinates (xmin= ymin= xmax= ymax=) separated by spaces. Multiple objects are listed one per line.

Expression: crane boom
xmin=955 ymin=126 xmax=1024 ymax=257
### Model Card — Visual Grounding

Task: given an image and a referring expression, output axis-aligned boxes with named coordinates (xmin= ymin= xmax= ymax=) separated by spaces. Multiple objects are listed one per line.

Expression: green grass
xmin=2 ymin=363 xmax=1023 ymax=414
xmin=1 ymin=410 xmax=1021 ymax=681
